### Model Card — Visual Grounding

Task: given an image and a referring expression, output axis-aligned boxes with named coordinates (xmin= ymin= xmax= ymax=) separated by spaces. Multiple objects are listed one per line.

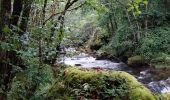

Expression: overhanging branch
xmin=43 ymin=1 xmax=85 ymax=25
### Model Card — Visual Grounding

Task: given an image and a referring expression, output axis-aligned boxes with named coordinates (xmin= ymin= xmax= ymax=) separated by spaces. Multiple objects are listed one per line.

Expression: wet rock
xmin=140 ymin=70 xmax=148 ymax=76
xmin=139 ymin=70 xmax=151 ymax=77
xmin=166 ymin=78 xmax=170 ymax=83
xmin=147 ymin=80 xmax=170 ymax=94
xmin=128 ymin=55 xmax=148 ymax=67
xmin=149 ymin=69 xmax=170 ymax=80
xmin=90 ymin=44 xmax=102 ymax=51
xmin=138 ymin=76 xmax=145 ymax=80
xmin=75 ymin=64 xmax=82 ymax=66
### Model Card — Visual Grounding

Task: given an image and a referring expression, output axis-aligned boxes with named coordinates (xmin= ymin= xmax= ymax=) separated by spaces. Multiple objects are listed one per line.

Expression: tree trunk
xmin=0 ymin=0 xmax=11 ymax=99
xmin=163 ymin=0 xmax=170 ymax=22
xmin=0 ymin=0 xmax=11 ymax=34
xmin=11 ymin=0 xmax=23 ymax=26
xmin=19 ymin=0 xmax=33 ymax=35
xmin=42 ymin=0 xmax=48 ymax=25
xmin=109 ymin=15 xmax=114 ymax=34
xmin=49 ymin=0 xmax=78 ymax=64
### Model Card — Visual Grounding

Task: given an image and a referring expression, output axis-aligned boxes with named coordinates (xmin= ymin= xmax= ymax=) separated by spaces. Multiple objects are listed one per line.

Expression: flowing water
xmin=59 ymin=48 xmax=170 ymax=94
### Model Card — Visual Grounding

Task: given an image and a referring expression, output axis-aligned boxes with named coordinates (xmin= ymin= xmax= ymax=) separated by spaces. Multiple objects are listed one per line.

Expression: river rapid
xmin=59 ymin=48 xmax=170 ymax=94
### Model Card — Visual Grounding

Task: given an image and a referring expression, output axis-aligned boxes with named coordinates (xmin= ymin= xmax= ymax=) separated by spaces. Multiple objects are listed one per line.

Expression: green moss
xmin=154 ymin=64 xmax=170 ymax=69
xmin=46 ymin=67 xmax=156 ymax=100
xmin=155 ymin=93 xmax=170 ymax=100
xmin=109 ymin=71 xmax=155 ymax=100
xmin=151 ymin=53 xmax=170 ymax=68
xmin=128 ymin=55 xmax=145 ymax=66
xmin=161 ymin=93 xmax=170 ymax=100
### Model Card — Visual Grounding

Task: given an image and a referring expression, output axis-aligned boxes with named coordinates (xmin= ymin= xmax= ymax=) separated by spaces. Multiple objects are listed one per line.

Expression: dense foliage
xmin=0 ymin=0 xmax=170 ymax=99
xmin=66 ymin=0 xmax=170 ymax=63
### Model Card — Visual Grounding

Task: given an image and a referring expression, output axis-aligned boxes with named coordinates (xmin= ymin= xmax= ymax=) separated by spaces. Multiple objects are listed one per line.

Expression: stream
xmin=59 ymin=48 xmax=170 ymax=94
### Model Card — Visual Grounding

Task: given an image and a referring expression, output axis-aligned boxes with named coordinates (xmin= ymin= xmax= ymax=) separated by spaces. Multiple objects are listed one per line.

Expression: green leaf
xmin=143 ymin=1 xmax=148 ymax=5
xmin=135 ymin=0 xmax=142 ymax=3
xmin=2 ymin=25 xmax=10 ymax=33
xmin=127 ymin=6 xmax=134 ymax=12
xmin=0 ymin=42 xmax=11 ymax=51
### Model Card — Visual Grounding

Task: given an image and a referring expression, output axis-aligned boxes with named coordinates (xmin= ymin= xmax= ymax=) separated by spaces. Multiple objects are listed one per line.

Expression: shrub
xmin=7 ymin=58 xmax=53 ymax=100
xmin=138 ymin=26 xmax=170 ymax=60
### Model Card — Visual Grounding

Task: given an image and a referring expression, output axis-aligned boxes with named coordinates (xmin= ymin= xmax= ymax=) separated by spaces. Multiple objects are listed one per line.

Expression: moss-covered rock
xmin=46 ymin=67 xmax=156 ymax=100
xmin=151 ymin=53 xmax=170 ymax=63
xmin=128 ymin=55 xmax=146 ymax=67
xmin=155 ymin=93 xmax=170 ymax=100
xmin=161 ymin=93 xmax=170 ymax=100
xmin=151 ymin=53 xmax=170 ymax=68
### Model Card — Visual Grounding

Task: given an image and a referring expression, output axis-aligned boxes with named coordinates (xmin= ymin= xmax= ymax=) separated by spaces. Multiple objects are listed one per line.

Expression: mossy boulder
xmin=46 ymin=67 xmax=156 ymax=100
xmin=162 ymin=93 xmax=170 ymax=100
xmin=151 ymin=53 xmax=170 ymax=68
xmin=155 ymin=93 xmax=170 ymax=100
xmin=128 ymin=55 xmax=146 ymax=67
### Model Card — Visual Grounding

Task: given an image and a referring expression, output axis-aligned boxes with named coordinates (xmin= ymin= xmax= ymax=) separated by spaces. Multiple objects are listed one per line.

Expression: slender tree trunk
xmin=163 ymin=0 xmax=170 ymax=22
xmin=164 ymin=0 xmax=170 ymax=11
xmin=113 ymin=12 xmax=118 ymax=30
xmin=0 ymin=0 xmax=11 ymax=99
xmin=19 ymin=0 xmax=33 ymax=35
xmin=110 ymin=1 xmax=118 ymax=35
xmin=42 ymin=0 xmax=48 ymax=25
xmin=126 ymin=10 xmax=137 ymax=42
xmin=107 ymin=22 xmax=111 ymax=35
xmin=133 ymin=14 xmax=141 ymax=42
xmin=109 ymin=15 xmax=114 ymax=34
xmin=50 ymin=0 xmax=78 ymax=64
xmin=144 ymin=1 xmax=148 ymax=36
xmin=0 ymin=0 xmax=12 ymax=83
xmin=11 ymin=0 xmax=23 ymax=26
xmin=40 ymin=0 xmax=48 ymax=64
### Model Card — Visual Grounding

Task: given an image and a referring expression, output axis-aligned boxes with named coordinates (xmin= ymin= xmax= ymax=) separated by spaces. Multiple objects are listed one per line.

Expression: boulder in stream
xmin=46 ymin=67 xmax=158 ymax=100
xmin=128 ymin=55 xmax=147 ymax=67
xmin=75 ymin=64 xmax=82 ymax=66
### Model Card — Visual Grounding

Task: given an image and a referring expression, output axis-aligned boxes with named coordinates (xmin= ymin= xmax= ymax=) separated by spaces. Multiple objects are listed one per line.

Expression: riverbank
xmin=58 ymin=48 xmax=170 ymax=94
xmin=46 ymin=66 xmax=170 ymax=100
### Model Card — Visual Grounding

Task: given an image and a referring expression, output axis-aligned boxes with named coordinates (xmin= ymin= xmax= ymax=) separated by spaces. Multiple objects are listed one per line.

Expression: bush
xmin=151 ymin=53 xmax=170 ymax=64
xmin=7 ymin=58 xmax=53 ymax=100
xmin=138 ymin=26 xmax=170 ymax=60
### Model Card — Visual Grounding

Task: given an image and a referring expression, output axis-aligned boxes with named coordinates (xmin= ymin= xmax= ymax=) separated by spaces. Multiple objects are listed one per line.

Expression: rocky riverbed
xmin=59 ymin=48 xmax=170 ymax=94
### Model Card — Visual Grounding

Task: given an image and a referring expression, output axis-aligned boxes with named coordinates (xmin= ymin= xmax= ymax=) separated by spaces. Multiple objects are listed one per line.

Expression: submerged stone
xmin=75 ymin=64 xmax=82 ymax=66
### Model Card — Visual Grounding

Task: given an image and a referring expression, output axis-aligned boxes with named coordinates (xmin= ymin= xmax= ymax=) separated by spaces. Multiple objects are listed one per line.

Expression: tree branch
xmin=43 ymin=2 xmax=85 ymax=24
